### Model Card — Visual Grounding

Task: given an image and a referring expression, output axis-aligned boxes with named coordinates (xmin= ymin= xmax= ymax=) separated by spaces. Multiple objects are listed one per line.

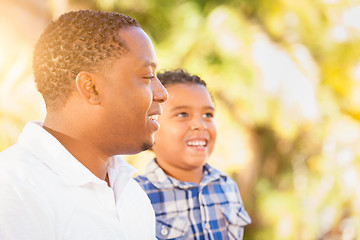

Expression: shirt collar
xmin=17 ymin=121 xmax=136 ymax=187
xmin=107 ymin=155 xmax=137 ymax=198
xmin=144 ymin=158 xmax=227 ymax=190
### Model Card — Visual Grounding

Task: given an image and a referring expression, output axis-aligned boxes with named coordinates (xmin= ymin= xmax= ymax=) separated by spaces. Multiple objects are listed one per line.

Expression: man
xmin=0 ymin=10 xmax=167 ymax=239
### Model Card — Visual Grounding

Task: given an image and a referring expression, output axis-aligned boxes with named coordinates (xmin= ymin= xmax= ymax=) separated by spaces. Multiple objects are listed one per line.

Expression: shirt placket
xmin=199 ymin=186 xmax=214 ymax=240
xmin=94 ymin=183 xmax=119 ymax=220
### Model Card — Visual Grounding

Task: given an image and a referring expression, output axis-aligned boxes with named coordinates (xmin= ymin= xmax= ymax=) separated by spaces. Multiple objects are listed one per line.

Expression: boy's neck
xmin=156 ymin=159 xmax=203 ymax=185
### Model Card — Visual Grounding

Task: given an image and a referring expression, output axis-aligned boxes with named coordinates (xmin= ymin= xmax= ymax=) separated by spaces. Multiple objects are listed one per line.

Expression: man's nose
xmin=152 ymin=78 xmax=168 ymax=103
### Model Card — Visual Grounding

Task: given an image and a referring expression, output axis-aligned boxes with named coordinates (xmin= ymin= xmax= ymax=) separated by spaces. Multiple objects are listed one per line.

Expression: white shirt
xmin=0 ymin=122 xmax=156 ymax=240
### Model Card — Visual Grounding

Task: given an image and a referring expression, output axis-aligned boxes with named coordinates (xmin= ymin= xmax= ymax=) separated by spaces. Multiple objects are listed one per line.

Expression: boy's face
xmin=153 ymin=83 xmax=216 ymax=178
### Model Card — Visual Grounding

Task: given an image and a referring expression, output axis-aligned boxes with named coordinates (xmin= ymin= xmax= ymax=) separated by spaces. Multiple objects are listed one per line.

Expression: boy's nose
xmin=190 ymin=117 xmax=207 ymax=130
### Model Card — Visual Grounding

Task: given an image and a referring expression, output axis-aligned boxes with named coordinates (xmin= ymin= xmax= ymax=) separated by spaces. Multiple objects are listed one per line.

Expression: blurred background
xmin=1 ymin=0 xmax=360 ymax=239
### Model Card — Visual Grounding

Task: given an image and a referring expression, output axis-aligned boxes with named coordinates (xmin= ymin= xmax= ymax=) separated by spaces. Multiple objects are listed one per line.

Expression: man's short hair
xmin=33 ymin=10 xmax=140 ymax=110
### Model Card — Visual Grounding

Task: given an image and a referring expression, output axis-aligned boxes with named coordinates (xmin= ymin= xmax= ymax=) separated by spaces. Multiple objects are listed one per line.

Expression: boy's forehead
xmin=165 ymin=84 xmax=214 ymax=110
xmin=166 ymin=83 xmax=211 ymax=98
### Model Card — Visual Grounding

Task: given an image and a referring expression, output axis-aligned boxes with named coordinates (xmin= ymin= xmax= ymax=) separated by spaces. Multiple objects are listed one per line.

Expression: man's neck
xmin=42 ymin=125 xmax=110 ymax=181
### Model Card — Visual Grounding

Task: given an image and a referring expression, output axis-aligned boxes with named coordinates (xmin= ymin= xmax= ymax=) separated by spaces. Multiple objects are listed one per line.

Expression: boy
xmin=135 ymin=69 xmax=251 ymax=239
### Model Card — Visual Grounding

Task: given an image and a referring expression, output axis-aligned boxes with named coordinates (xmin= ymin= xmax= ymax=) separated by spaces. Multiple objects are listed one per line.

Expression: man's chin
xmin=141 ymin=141 xmax=154 ymax=151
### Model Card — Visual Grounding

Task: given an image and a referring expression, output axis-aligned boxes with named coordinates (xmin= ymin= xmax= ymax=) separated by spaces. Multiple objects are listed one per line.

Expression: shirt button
xmin=205 ymin=223 xmax=211 ymax=229
xmin=161 ymin=227 xmax=168 ymax=236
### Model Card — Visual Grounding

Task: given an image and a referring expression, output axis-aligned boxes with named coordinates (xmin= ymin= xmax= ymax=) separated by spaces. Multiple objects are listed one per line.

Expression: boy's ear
xmin=75 ymin=71 xmax=100 ymax=105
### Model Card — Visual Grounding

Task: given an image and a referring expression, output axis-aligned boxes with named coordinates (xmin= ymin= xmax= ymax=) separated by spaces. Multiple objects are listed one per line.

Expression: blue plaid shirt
xmin=135 ymin=159 xmax=251 ymax=240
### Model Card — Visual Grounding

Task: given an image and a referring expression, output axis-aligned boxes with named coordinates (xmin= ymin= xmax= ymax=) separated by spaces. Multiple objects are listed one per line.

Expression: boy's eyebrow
xmin=169 ymin=106 xmax=188 ymax=112
xmin=170 ymin=105 xmax=215 ymax=111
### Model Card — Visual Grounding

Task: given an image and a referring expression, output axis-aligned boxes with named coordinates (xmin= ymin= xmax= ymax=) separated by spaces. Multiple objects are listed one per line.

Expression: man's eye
xmin=176 ymin=112 xmax=188 ymax=118
xmin=144 ymin=76 xmax=155 ymax=81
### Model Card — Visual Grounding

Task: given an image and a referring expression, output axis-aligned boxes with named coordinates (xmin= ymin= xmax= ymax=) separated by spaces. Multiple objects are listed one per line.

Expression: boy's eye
xmin=176 ymin=112 xmax=188 ymax=118
xmin=203 ymin=112 xmax=214 ymax=118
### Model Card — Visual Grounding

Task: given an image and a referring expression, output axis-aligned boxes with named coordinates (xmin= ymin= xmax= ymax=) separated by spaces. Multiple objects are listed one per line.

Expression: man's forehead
xmin=115 ymin=27 xmax=157 ymax=69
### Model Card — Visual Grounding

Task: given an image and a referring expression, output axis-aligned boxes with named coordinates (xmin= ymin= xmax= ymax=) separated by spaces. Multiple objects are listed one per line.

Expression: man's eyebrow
xmin=142 ymin=61 xmax=157 ymax=68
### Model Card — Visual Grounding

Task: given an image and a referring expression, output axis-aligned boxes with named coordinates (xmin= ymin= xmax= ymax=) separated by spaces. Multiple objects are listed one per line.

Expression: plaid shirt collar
xmin=144 ymin=158 xmax=228 ymax=190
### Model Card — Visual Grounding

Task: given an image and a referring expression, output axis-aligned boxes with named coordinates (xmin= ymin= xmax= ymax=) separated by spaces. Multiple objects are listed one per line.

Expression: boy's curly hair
xmin=156 ymin=69 xmax=207 ymax=88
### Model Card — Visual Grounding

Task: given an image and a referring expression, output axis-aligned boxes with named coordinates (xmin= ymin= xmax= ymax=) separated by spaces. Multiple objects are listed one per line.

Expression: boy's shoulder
xmin=134 ymin=165 xmax=164 ymax=192
xmin=202 ymin=164 xmax=236 ymax=184
xmin=134 ymin=159 xmax=169 ymax=185
xmin=134 ymin=174 xmax=151 ymax=186
xmin=134 ymin=174 xmax=149 ymax=182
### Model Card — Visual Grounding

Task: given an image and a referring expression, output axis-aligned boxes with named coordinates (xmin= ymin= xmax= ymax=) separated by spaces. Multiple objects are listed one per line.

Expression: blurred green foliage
xmin=2 ymin=0 xmax=360 ymax=239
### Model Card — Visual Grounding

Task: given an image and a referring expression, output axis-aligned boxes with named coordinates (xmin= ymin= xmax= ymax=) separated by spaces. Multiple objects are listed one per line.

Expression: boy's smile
xmin=186 ymin=138 xmax=208 ymax=149
xmin=153 ymin=83 xmax=216 ymax=183
xmin=185 ymin=133 xmax=210 ymax=152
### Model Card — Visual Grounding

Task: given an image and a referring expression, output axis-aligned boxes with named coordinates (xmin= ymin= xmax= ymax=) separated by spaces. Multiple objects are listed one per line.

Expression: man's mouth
xmin=148 ymin=114 xmax=160 ymax=131
xmin=148 ymin=115 xmax=159 ymax=121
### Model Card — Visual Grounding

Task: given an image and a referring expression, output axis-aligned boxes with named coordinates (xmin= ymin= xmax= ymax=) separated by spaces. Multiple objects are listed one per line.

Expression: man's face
xmin=152 ymin=83 xmax=217 ymax=177
xmin=94 ymin=27 xmax=167 ymax=155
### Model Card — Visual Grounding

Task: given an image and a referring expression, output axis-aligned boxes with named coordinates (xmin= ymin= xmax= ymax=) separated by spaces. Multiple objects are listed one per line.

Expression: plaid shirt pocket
xmin=156 ymin=215 xmax=189 ymax=239
xmin=221 ymin=204 xmax=250 ymax=240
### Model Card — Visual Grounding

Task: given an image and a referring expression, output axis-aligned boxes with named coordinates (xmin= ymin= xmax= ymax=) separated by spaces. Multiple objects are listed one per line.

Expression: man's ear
xmin=75 ymin=71 xmax=100 ymax=105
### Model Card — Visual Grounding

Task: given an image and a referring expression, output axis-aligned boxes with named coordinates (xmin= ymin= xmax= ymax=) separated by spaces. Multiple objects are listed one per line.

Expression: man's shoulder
xmin=125 ymin=177 xmax=152 ymax=196
xmin=0 ymin=143 xmax=54 ymax=186
xmin=0 ymin=144 xmax=31 ymax=171
xmin=0 ymin=143 xmax=22 ymax=156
